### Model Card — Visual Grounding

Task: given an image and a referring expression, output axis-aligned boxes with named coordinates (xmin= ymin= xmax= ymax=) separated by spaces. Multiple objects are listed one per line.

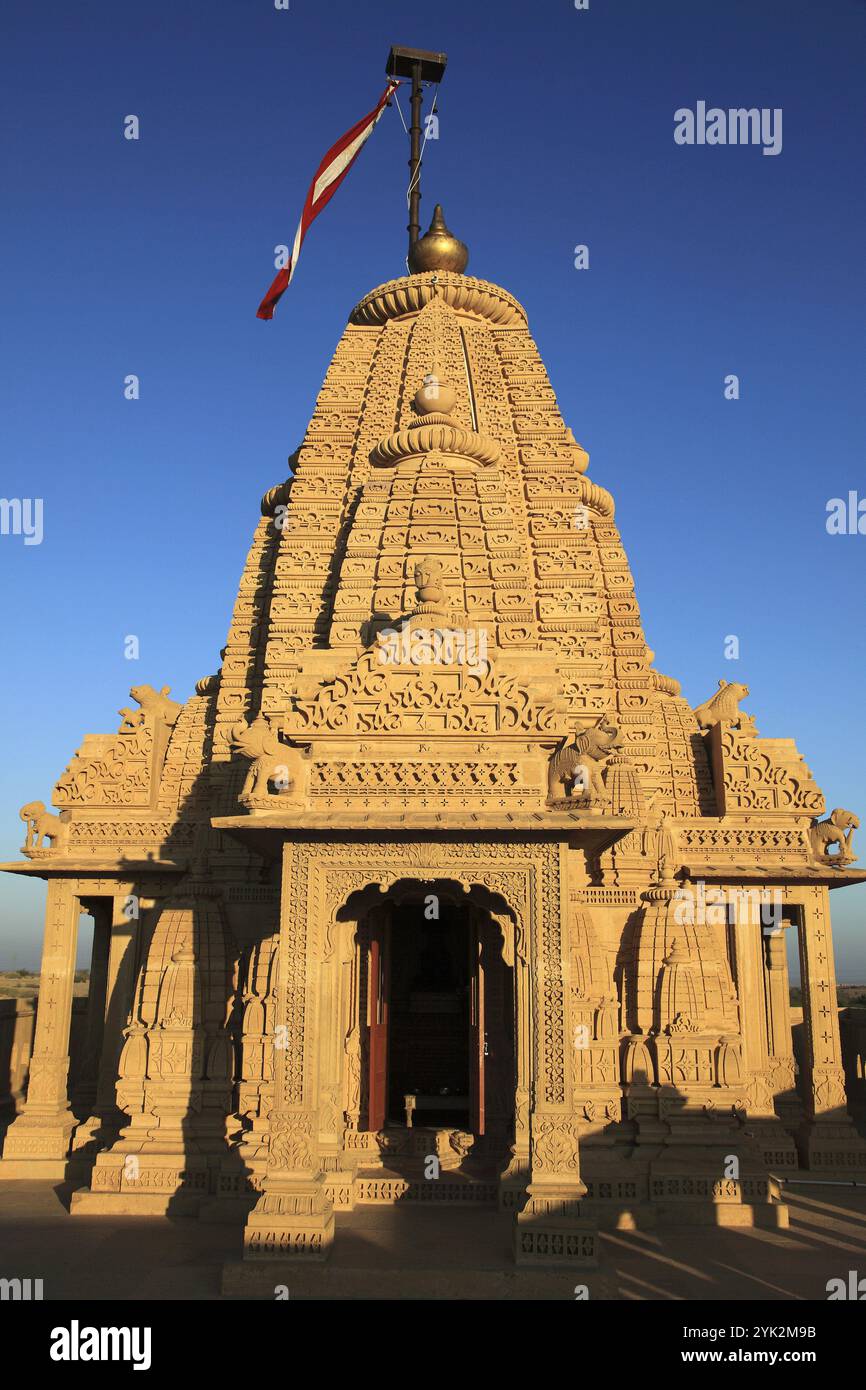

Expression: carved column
xmin=313 ymin=901 xmax=354 ymax=1209
xmin=94 ymin=892 xmax=144 ymax=1126
xmin=728 ymin=887 xmax=798 ymax=1170
xmin=515 ymin=844 xmax=597 ymax=1266
xmin=72 ymin=899 xmax=111 ymax=1114
xmin=1 ymin=878 xmax=81 ymax=1175
xmin=232 ymin=931 xmax=278 ymax=1187
xmin=497 ymin=908 xmax=532 ymax=1208
xmin=729 ymin=889 xmax=774 ymax=1112
xmin=75 ymin=886 xmax=234 ymax=1214
xmin=242 ymin=842 xmax=335 ymax=1260
xmin=762 ymin=919 xmax=801 ymax=1132
xmin=796 ymin=887 xmax=866 ymax=1170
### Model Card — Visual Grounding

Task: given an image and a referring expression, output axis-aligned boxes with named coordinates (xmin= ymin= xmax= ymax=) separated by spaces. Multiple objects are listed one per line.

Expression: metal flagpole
xmin=386 ymin=46 xmax=447 ymax=258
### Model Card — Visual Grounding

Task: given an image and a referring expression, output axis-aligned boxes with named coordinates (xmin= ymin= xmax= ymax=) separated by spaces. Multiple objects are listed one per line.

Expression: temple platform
xmin=1 ymin=1175 xmax=865 ymax=1300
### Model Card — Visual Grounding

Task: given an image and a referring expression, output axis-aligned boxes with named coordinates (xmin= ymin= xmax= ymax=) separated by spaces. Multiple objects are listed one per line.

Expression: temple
xmin=3 ymin=205 xmax=865 ymax=1277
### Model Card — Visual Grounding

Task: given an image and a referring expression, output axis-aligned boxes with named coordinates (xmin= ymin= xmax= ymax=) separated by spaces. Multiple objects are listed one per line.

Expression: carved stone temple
xmin=4 ymin=208 xmax=865 ymax=1275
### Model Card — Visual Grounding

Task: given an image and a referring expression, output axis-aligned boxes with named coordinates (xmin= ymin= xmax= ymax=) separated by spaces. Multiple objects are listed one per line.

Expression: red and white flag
xmin=257 ymin=80 xmax=399 ymax=320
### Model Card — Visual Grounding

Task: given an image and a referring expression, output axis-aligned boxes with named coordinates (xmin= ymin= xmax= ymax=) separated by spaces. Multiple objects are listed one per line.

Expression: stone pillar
xmin=1 ymin=878 xmax=81 ymax=1176
xmin=95 ymin=892 xmax=143 ymax=1123
xmin=729 ymin=889 xmax=771 ymax=1100
xmin=515 ymin=846 xmax=597 ymax=1266
xmin=762 ymin=919 xmax=801 ymax=1132
xmin=498 ymin=914 xmax=532 ymax=1209
xmin=729 ymin=888 xmax=798 ymax=1171
xmin=72 ymin=900 xmax=111 ymax=1114
xmin=72 ymin=886 xmax=235 ymax=1215
xmin=796 ymin=888 xmax=866 ymax=1171
xmin=72 ymin=891 xmax=143 ymax=1149
xmin=242 ymin=842 xmax=335 ymax=1260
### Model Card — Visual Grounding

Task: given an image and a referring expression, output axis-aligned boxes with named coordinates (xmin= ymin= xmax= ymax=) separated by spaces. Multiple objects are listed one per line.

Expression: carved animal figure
xmin=20 ymin=800 xmax=68 ymax=851
xmin=692 ymin=679 xmax=750 ymax=729
xmin=548 ymin=720 xmax=620 ymax=801
xmin=231 ymin=716 xmax=308 ymax=800
xmin=127 ymin=684 xmax=183 ymax=729
xmin=809 ymin=808 xmax=859 ymax=864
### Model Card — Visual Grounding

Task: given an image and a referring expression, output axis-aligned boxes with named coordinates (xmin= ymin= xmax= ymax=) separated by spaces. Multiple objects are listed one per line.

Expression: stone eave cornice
xmin=212 ymin=813 xmax=635 ymax=859
xmin=0 ymin=858 xmax=188 ymax=879
xmin=679 ymin=865 xmax=866 ymax=890
xmin=350 ymin=272 xmax=527 ymax=327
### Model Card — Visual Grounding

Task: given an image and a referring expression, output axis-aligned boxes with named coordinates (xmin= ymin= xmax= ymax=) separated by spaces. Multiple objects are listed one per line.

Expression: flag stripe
xmin=257 ymin=81 xmax=398 ymax=320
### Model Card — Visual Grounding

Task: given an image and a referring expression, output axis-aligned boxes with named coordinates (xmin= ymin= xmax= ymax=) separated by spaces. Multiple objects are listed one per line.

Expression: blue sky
xmin=1 ymin=0 xmax=865 ymax=973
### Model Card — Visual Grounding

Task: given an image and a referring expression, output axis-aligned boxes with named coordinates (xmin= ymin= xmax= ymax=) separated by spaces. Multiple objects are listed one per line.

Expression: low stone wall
xmin=0 ymin=996 xmax=88 ymax=1112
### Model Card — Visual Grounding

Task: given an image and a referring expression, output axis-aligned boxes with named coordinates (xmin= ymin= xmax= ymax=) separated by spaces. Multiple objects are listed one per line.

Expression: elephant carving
xmin=20 ymin=800 xmax=69 ymax=852
xmin=809 ymin=808 xmax=859 ymax=865
xmin=548 ymin=720 xmax=620 ymax=802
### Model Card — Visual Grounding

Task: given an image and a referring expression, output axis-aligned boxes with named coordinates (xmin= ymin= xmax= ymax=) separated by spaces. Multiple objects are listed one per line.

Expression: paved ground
xmin=1 ymin=1178 xmax=864 ymax=1300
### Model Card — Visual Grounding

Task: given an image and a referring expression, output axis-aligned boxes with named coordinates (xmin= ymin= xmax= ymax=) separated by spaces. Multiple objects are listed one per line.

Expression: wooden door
xmin=367 ymin=908 xmax=390 ymax=1131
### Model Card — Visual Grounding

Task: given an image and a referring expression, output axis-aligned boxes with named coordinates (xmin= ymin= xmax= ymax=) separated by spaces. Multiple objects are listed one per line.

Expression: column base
xmin=514 ymin=1193 xmax=598 ymax=1267
xmin=73 ymin=1148 xmax=211 ymax=1214
xmin=796 ymin=1119 xmax=866 ymax=1175
xmin=70 ymin=1187 xmax=203 ymax=1216
xmin=0 ymin=1157 xmax=71 ymax=1180
xmin=1 ymin=1110 xmax=76 ymax=1175
xmin=243 ymin=1180 xmax=336 ymax=1262
xmin=742 ymin=1116 xmax=800 ymax=1171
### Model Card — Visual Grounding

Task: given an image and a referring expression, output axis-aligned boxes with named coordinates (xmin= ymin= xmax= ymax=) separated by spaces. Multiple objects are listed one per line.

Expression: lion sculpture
xmin=548 ymin=720 xmax=620 ymax=802
xmin=118 ymin=684 xmax=183 ymax=732
xmin=692 ymin=679 xmax=750 ymax=730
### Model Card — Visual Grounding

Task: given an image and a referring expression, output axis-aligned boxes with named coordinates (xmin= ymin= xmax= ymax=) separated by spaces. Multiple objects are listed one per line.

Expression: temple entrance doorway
xmin=387 ymin=902 xmax=471 ymax=1128
xmin=361 ymin=890 xmax=515 ymax=1154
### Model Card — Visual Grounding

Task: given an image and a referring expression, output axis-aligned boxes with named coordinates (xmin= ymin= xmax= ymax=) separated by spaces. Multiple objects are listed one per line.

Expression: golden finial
xmin=408 ymin=205 xmax=469 ymax=275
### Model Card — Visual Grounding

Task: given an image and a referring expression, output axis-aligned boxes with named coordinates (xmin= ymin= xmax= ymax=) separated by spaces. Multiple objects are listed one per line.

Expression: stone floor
xmin=0 ymin=1178 xmax=864 ymax=1299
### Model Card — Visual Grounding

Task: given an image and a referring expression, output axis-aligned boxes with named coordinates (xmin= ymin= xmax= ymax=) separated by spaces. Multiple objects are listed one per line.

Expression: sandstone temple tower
xmin=3 ymin=205 xmax=864 ymax=1272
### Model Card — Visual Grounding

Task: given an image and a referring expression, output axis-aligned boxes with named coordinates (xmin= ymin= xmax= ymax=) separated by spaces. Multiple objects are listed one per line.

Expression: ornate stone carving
xmin=809 ymin=809 xmax=859 ymax=865
xmin=286 ymin=649 xmax=560 ymax=738
xmin=122 ymin=684 xmax=183 ymax=731
xmin=53 ymin=682 xmax=184 ymax=810
xmin=19 ymin=800 xmax=69 ymax=853
xmin=547 ymin=719 xmax=619 ymax=805
xmin=693 ymin=679 xmax=750 ymax=729
xmin=708 ymin=719 xmax=825 ymax=816
xmin=231 ymin=714 xmax=310 ymax=806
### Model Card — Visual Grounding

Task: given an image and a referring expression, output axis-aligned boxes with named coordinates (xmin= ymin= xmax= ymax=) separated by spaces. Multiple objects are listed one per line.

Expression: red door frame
xmin=367 ymin=909 xmax=390 ymax=1131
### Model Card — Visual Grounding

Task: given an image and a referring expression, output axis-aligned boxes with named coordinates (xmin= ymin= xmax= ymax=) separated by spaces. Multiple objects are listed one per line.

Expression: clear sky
xmin=1 ymin=0 xmax=864 ymax=974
